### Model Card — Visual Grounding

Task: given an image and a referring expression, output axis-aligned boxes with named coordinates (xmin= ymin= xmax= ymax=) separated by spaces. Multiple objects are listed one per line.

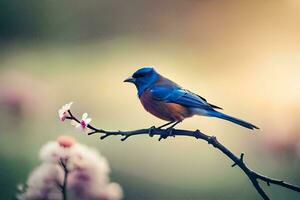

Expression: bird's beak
xmin=123 ymin=76 xmax=135 ymax=83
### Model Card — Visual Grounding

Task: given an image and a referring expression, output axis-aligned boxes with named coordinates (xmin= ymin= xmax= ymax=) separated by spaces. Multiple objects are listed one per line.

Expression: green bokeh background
xmin=1 ymin=1 xmax=300 ymax=199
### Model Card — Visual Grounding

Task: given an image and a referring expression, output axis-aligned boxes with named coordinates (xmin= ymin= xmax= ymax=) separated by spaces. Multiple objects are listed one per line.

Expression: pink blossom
xmin=58 ymin=102 xmax=73 ymax=121
xmin=18 ymin=136 xmax=123 ymax=200
xmin=71 ymin=113 xmax=92 ymax=131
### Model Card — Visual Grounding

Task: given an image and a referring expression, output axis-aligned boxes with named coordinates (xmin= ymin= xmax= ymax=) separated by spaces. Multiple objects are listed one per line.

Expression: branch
xmin=66 ymin=110 xmax=300 ymax=200
xmin=59 ymin=159 xmax=69 ymax=200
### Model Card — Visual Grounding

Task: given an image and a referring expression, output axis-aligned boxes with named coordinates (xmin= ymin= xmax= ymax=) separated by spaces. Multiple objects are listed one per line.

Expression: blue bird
xmin=124 ymin=67 xmax=259 ymax=130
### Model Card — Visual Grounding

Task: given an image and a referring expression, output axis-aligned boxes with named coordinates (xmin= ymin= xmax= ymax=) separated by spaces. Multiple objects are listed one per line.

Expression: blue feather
xmin=206 ymin=110 xmax=259 ymax=130
xmin=151 ymin=86 xmax=213 ymax=110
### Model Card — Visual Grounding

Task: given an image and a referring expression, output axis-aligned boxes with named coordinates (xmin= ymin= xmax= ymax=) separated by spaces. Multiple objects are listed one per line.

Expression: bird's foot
xmin=158 ymin=128 xmax=175 ymax=141
xmin=148 ymin=126 xmax=156 ymax=137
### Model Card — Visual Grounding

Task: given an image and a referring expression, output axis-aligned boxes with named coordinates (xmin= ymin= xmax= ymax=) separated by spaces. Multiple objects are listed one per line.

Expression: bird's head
xmin=124 ymin=67 xmax=159 ymax=96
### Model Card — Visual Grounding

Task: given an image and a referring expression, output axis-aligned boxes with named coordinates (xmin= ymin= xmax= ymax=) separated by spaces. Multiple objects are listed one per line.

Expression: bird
xmin=124 ymin=67 xmax=259 ymax=131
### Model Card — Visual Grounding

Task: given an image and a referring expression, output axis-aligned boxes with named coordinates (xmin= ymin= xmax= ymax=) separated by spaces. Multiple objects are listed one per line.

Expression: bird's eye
xmin=133 ymin=73 xmax=145 ymax=78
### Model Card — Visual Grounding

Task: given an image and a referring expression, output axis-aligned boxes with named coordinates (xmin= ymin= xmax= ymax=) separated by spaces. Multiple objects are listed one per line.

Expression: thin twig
xmin=59 ymin=159 xmax=69 ymax=200
xmin=66 ymin=110 xmax=300 ymax=200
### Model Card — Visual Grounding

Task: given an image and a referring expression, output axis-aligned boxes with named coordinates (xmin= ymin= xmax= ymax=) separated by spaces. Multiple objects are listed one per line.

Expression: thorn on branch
xmin=208 ymin=136 xmax=217 ymax=147
xmin=88 ymin=131 xmax=98 ymax=135
xmin=121 ymin=135 xmax=130 ymax=141
xmin=158 ymin=136 xmax=163 ymax=141
xmin=231 ymin=153 xmax=245 ymax=167
xmin=158 ymin=128 xmax=174 ymax=141
xmin=194 ymin=129 xmax=202 ymax=139
xmin=100 ymin=134 xmax=109 ymax=140
xmin=240 ymin=153 xmax=244 ymax=163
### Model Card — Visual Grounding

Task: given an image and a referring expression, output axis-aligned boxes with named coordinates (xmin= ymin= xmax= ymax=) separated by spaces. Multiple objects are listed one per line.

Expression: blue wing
xmin=150 ymin=85 xmax=221 ymax=110
xmin=149 ymin=85 xmax=258 ymax=130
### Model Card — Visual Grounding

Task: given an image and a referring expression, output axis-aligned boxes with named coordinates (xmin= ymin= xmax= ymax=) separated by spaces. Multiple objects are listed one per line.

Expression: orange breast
xmin=163 ymin=103 xmax=190 ymax=121
xmin=140 ymin=90 xmax=192 ymax=121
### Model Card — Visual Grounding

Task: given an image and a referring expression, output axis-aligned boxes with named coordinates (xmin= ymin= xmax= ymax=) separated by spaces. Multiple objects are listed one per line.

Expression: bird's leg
xmin=158 ymin=121 xmax=181 ymax=141
xmin=167 ymin=121 xmax=180 ymax=129
xmin=157 ymin=121 xmax=176 ymax=129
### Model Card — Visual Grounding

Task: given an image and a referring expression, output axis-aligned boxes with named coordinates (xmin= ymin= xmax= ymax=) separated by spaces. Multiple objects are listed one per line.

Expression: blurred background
xmin=1 ymin=0 xmax=300 ymax=199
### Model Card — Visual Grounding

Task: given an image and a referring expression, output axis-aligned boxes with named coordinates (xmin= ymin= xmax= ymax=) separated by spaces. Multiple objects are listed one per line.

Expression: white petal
xmin=82 ymin=113 xmax=88 ymax=120
xmin=76 ymin=124 xmax=81 ymax=129
xmin=66 ymin=102 xmax=73 ymax=110
xmin=76 ymin=125 xmax=84 ymax=132
xmin=58 ymin=109 xmax=65 ymax=119
xmin=85 ymin=118 xmax=92 ymax=124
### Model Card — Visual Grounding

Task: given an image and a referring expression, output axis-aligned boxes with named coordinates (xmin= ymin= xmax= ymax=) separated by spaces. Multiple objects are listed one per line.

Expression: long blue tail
xmin=207 ymin=110 xmax=259 ymax=130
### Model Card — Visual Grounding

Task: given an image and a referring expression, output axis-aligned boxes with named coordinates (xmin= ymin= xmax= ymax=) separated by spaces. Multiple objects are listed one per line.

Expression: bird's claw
xmin=158 ymin=128 xmax=175 ymax=141
xmin=148 ymin=126 xmax=156 ymax=137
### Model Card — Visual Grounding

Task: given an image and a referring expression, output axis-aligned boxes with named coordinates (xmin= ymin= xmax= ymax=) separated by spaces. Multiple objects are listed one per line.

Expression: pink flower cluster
xmin=59 ymin=102 xmax=92 ymax=132
xmin=17 ymin=136 xmax=123 ymax=200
